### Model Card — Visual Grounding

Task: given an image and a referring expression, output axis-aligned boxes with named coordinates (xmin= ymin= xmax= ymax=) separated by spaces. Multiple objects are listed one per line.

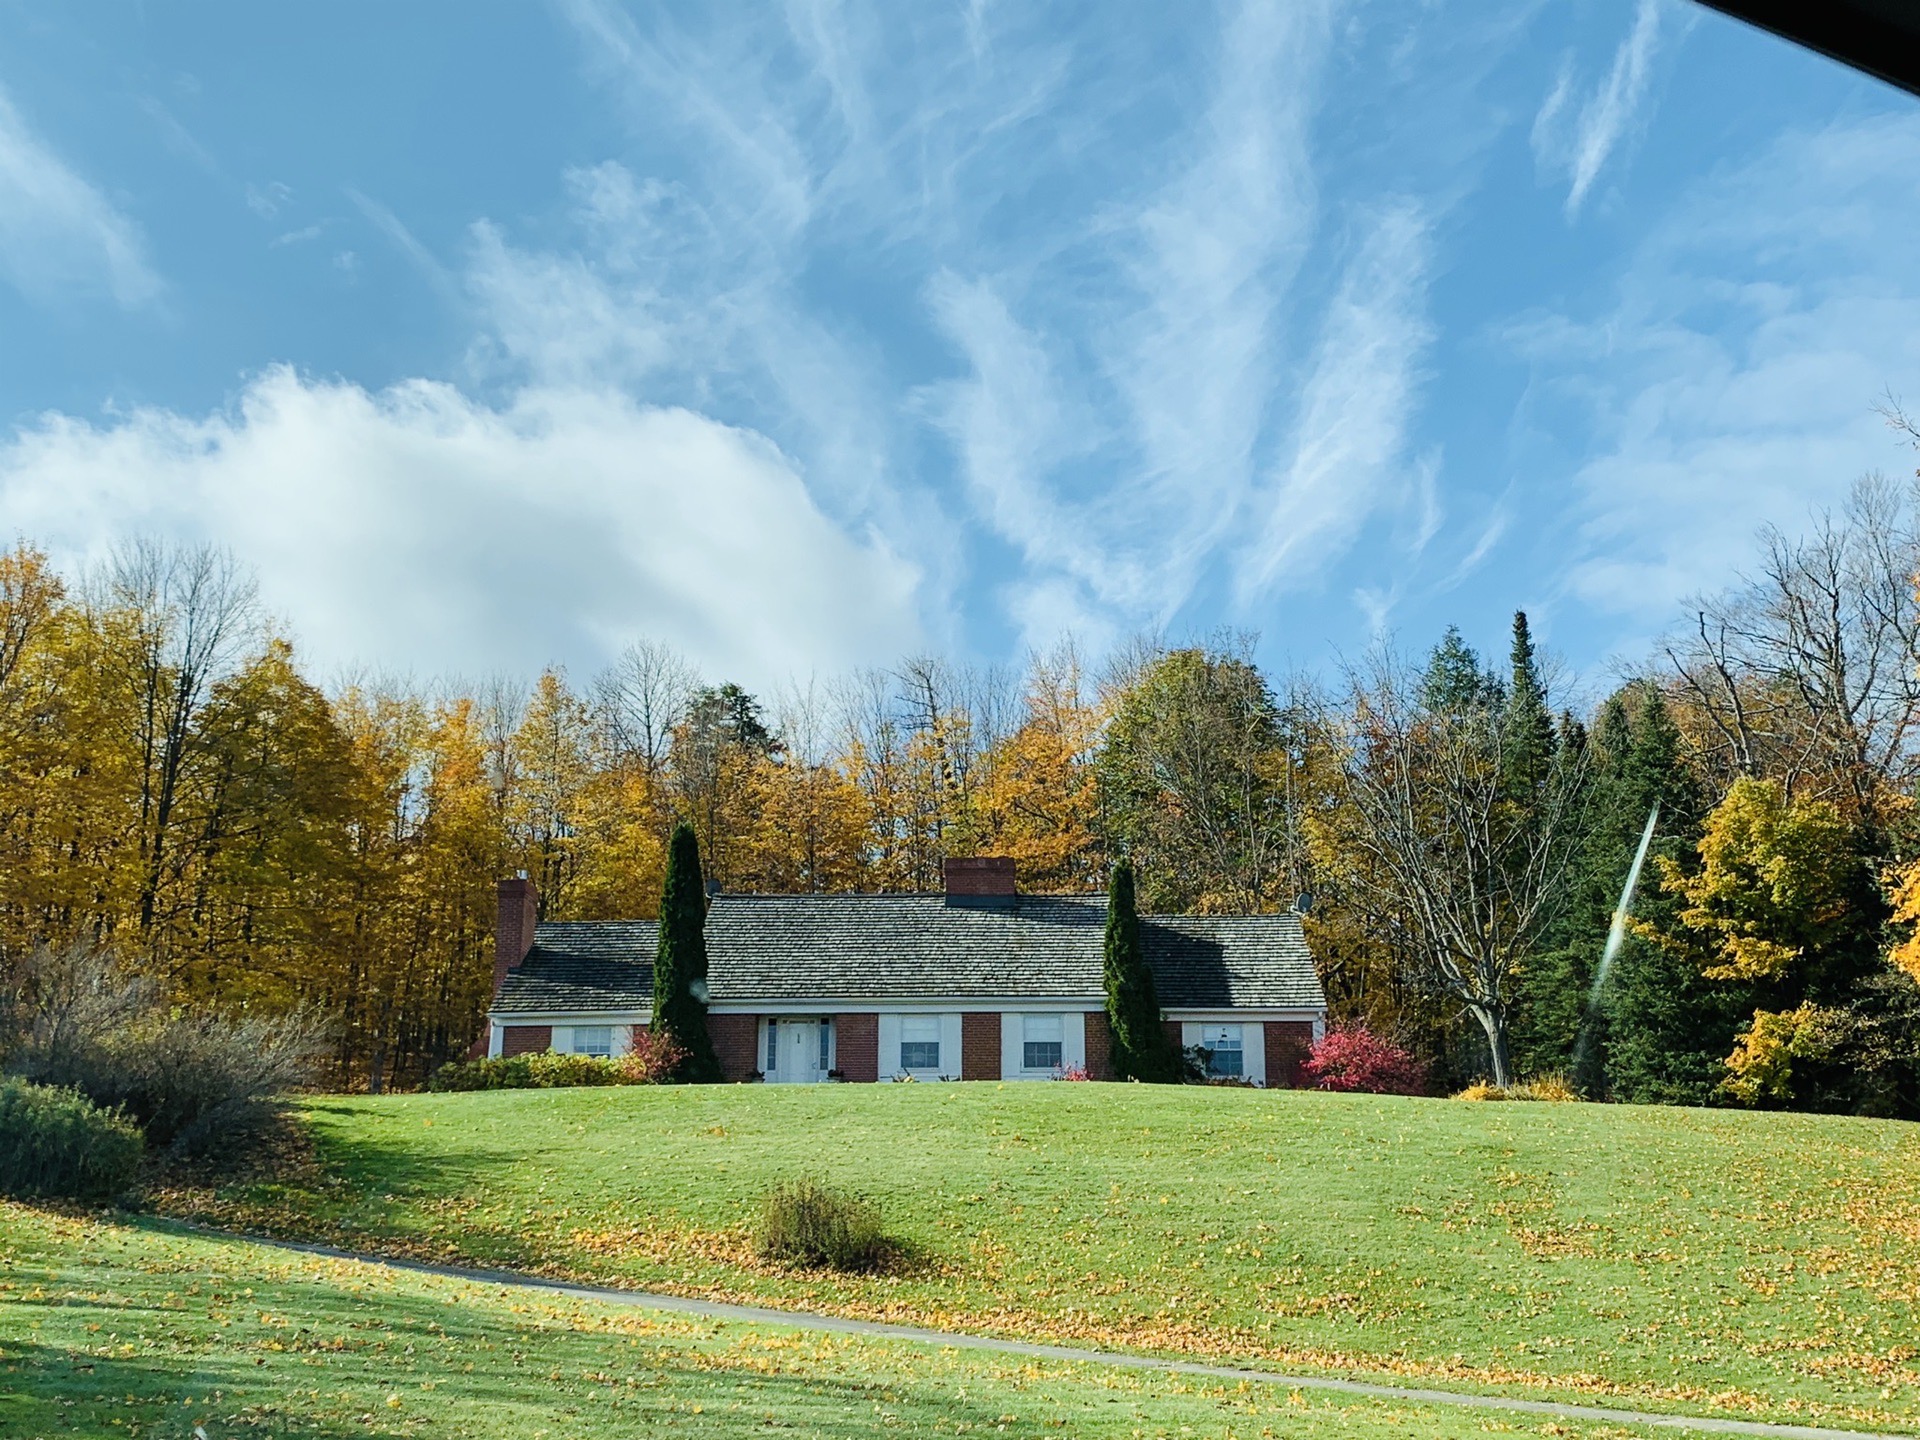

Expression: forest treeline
xmin=4 ymin=472 xmax=1920 ymax=1107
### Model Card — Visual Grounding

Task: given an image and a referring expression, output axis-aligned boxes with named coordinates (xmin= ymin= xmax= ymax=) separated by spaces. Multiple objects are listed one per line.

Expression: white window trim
xmin=488 ymin=1013 xmax=645 ymax=1059
xmin=1180 ymin=1020 xmax=1266 ymax=1086
xmin=999 ymin=1010 xmax=1086 ymax=1080
xmin=877 ymin=1012 xmax=963 ymax=1080
xmin=563 ymin=1024 xmax=617 ymax=1057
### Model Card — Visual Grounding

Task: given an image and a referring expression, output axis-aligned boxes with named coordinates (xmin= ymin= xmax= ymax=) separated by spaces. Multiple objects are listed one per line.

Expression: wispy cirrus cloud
xmin=0 ymin=87 xmax=160 ymax=307
xmin=1531 ymin=0 xmax=1673 ymax=217
xmin=1519 ymin=113 xmax=1920 ymax=651
xmin=1236 ymin=199 xmax=1433 ymax=606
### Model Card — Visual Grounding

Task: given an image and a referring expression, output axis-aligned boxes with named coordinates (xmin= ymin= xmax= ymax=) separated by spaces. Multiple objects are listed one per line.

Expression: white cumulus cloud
xmin=0 ymin=367 xmax=922 ymax=688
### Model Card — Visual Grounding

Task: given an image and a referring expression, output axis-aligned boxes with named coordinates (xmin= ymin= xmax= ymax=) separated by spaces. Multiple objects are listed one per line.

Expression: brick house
xmin=486 ymin=857 xmax=1327 ymax=1085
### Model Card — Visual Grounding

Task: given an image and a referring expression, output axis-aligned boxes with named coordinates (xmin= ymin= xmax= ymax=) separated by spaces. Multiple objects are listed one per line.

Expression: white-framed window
xmin=899 ymin=1014 xmax=941 ymax=1071
xmin=1201 ymin=1024 xmax=1243 ymax=1078
xmin=1022 ymin=1013 xmax=1064 ymax=1071
xmin=569 ymin=1025 xmax=614 ymax=1057
xmin=766 ymin=1018 xmax=779 ymax=1072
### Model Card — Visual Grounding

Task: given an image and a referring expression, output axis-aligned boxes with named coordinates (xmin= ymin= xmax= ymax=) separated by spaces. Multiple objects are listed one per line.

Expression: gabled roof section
xmin=704 ymin=894 xmax=1323 ymax=1009
xmin=488 ymin=898 xmax=1324 ymax=1016
xmin=491 ymin=920 xmax=657 ymax=1014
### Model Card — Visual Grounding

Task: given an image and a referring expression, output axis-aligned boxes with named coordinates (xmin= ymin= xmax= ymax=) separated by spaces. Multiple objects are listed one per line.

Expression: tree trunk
xmin=1470 ymin=1003 xmax=1513 ymax=1088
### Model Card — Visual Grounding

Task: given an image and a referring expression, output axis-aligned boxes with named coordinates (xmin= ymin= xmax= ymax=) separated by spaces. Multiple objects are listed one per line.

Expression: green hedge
xmin=429 ymin=1052 xmax=626 ymax=1092
xmin=0 ymin=1077 xmax=145 ymax=1202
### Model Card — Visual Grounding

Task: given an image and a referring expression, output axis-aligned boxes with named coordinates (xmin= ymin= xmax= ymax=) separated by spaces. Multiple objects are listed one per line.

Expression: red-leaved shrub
xmin=615 ymin=1028 xmax=689 ymax=1084
xmin=1300 ymin=1025 xmax=1427 ymax=1096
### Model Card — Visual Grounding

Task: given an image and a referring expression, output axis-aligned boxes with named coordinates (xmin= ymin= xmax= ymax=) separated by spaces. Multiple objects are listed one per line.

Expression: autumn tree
xmin=1651 ymin=776 xmax=1882 ymax=997
xmin=1664 ymin=475 xmax=1920 ymax=830
xmin=507 ymin=669 xmax=597 ymax=915
xmin=1319 ymin=645 xmax=1586 ymax=1087
xmin=965 ymin=645 xmax=1102 ymax=892
xmin=673 ymin=682 xmax=777 ymax=891
xmin=1097 ymin=640 xmax=1286 ymax=913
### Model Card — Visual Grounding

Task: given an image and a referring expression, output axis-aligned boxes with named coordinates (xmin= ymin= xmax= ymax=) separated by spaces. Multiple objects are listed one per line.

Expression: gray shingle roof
xmin=706 ymin=895 xmax=1321 ymax=1008
xmin=491 ymin=897 xmax=1322 ymax=1014
xmin=492 ymin=921 xmax=657 ymax=1013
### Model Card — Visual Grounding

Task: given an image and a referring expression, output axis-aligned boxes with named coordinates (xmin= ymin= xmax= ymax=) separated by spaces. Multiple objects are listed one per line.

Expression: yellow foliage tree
xmin=1653 ymin=776 xmax=1875 ymax=983
xmin=1721 ymin=1002 xmax=1847 ymax=1106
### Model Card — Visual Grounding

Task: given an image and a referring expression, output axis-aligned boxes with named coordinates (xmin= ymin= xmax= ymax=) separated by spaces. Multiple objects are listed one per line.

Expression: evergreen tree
xmin=1511 ymin=693 xmax=1628 ymax=1084
xmin=1502 ymin=612 xmax=1557 ymax=802
xmin=1103 ymin=859 xmax=1180 ymax=1082
xmin=653 ymin=822 xmax=721 ymax=1082
xmin=1420 ymin=626 xmax=1499 ymax=715
xmin=1604 ymin=688 xmax=1735 ymax=1105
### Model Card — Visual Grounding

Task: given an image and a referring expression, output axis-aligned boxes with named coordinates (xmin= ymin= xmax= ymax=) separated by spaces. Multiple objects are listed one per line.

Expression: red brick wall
xmin=1162 ymin=1019 xmax=1185 ymax=1062
xmin=492 ymin=876 xmax=538 ymax=999
xmin=834 ymin=1013 xmax=878 ymax=1083
xmin=961 ymin=1012 xmax=1001 ymax=1080
xmin=709 ymin=1014 xmax=760 ymax=1081
xmin=1084 ymin=1010 xmax=1114 ymax=1080
xmin=500 ymin=1025 xmax=551 ymax=1057
xmin=943 ymin=856 xmax=1017 ymax=895
xmin=1264 ymin=1020 xmax=1315 ymax=1088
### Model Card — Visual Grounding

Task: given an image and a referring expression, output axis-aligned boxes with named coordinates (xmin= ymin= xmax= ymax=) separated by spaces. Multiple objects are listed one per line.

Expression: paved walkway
xmin=159 ymin=1222 xmax=1913 ymax=1440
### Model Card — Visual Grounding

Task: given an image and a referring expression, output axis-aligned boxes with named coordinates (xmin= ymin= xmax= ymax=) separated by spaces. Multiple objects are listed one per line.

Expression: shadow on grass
xmin=0 ymin=1338 xmax=387 ymax=1440
xmin=3 ymin=1268 xmax=1087 ymax=1440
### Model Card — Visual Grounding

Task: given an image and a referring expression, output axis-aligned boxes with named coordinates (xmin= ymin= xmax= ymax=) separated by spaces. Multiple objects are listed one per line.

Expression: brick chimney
xmin=943 ymin=855 xmax=1017 ymax=902
xmin=492 ymin=873 xmax=538 ymax=999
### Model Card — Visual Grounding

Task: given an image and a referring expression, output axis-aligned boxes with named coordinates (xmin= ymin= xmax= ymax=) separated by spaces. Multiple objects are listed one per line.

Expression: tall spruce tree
xmin=1420 ymin=625 xmax=1499 ymax=715
xmin=1502 ymin=611 xmax=1556 ymax=802
xmin=653 ymin=822 xmax=722 ymax=1082
xmin=1512 ymin=693 xmax=1630 ymax=1086
xmin=1602 ymin=688 xmax=1734 ymax=1105
xmin=1104 ymin=859 xmax=1180 ymax=1082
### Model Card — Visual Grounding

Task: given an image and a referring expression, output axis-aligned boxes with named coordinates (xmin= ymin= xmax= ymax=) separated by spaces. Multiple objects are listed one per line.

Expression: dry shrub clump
xmin=756 ymin=1180 xmax=888 ymax=1272
xmin=1454 ymin=1073 xmax=1581 ymax=1102
xmin=0 ymin=941 xmax=327 ymax=1161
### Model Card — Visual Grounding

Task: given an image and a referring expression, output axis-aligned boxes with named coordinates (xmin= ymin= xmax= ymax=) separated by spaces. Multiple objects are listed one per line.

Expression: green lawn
xmin=149 ymin=1083 xmax=1920 ymax=1432
xmin=2 ymin=1202 xmax=1689 ymax=1440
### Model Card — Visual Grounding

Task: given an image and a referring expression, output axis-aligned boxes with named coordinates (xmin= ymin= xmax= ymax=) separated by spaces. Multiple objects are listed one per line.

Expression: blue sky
xmin=1 ymin=1 xmax=1917 ymax=697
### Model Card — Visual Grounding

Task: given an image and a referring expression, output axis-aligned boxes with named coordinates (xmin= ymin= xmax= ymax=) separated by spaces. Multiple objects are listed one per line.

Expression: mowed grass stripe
xmin=3 ymin=1203 xmax=1722 ymax=1440
xmin=150 ymin=1083 xmax=1920 ymax=1429
xmin=161 ymin=1223 xmax=1920 ymax=1440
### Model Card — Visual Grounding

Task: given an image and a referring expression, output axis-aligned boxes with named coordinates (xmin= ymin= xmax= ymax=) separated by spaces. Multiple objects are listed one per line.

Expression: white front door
xmin=769 ymin=1018 xmax=828 ymax=1083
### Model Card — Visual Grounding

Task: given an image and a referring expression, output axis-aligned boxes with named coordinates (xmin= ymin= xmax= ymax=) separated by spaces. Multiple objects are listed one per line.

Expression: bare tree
xmin=1320 ymin=651 xmax=1586 ymax=1086
xmin=594 ymin=639 xmax=698 ymax=778
xmin=473 ymin=673 xmax=529 ymax=806
xmin=96 ymin=541 xmax=260 ymax=948
xmin=836 ymin=667 xmax=910 ymax=885
xmin=1665 ymin=475 xmax=1920 ymax=823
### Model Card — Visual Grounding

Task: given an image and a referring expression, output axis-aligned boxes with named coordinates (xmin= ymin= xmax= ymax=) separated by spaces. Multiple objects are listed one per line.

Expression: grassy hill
xmin=151 ymin=1083 xmax=1920 ymax=1432
xmin=2 ymin=1202 xmax=1691 ymax=1440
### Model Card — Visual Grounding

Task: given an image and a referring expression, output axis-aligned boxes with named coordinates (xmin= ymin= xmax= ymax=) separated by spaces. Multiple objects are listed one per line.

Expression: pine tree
xmin=1502 ymin=612 xmax=1556 ymax=802
xmin=1511 ymin=693 xmax=1628 ymax=1084
xmin=653 ymin=822 xmax=721 ymax=1082
xmin=1420 ymin=626 xmax=1498 ymax=715
xmin=1604 ymin=688 xmax=1734 ymax=1105
xmin=1103 ymin=859 xmax=1179 ymax=1082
